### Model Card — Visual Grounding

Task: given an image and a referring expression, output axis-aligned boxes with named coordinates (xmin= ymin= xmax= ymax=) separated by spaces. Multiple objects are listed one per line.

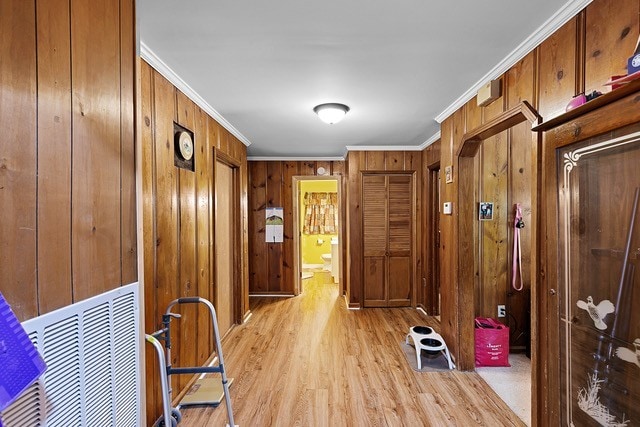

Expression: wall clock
xmin=176 ymin=130 xmax=194 ymax=161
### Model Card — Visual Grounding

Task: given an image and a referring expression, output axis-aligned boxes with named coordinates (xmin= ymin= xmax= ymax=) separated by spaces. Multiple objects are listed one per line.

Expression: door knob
xmin=549 ymin=289 xmax=556 ymax=295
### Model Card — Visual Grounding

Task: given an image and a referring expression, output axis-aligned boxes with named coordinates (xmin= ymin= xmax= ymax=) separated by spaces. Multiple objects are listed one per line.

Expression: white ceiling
xmin=139 ymin=0 xmax=575 ymax=158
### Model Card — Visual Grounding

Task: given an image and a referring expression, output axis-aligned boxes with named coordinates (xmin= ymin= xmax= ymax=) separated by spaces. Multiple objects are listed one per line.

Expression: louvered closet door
xmin=387 ymin=175 xmax=412 ymax=307
xmin=362 ymin=174 xmax=413 ymax=307
xmin=363 ymin=175 xmax=387 ymax=307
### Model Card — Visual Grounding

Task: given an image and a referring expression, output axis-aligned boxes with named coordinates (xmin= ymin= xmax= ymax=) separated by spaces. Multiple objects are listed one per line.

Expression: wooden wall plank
xmin=0 ymin=0 xmax=37 ymax=321
xmin=266 ymin=162 xmax=284 ymax=291
xmin=332 ymin=161 xmax=345 ymax=176
xmin=301 ymin=161 xmax=316 ymax=176
xmin=140 ymin=60 xmax=160 ymax=419
xmin=36 ymin=0 xmax=72 ymax=314
xmin=506 ymin=50 xmax=536 ymax=351
xmin=195 ymin=106 xmax=212 ymax=365
xmin=219 ymin=127 xmax=230 ymax=155
xmin=506 ymin=51 xmax=536 ymax=109
xmin=240 ymin=149 xmax=250 ymax=317
xmin=538 ymin=17 xmax=578 ymax=122
xmin=438 ymin=117 xmax=458 ymax=360
xmin=282 ymin=161 xmax=298 ymax=294
xmin=347 ymin=152 xmax=365 ymax=306
xmin=71 ymin=0 xmax=121 ymax=300
xmin=152 ymin=73 xmax=180 ymax=394
xmin=120 ymin=0 xmax=137 ymax=284
xmin=176 ymin=90 xmax=197 ymax=393
xmin=584 ymin=0 xmax=639 ymax=94
xmin=366 ymin=152 xmax=385 ymax=170
xmin=465 ymin=97 xmax=482 ymax=134
xmin=479 ymin=133 xmax=509 ymax=318
xmin=210 ymin=118 xmax=221 ymax=150
xmin=385 ymin=151 xmax=405 ymax=171
xmin=249 ymin=161 xmax=268 ymax=292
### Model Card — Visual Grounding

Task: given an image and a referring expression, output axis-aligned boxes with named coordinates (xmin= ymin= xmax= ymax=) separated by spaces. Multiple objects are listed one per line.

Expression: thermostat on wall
xmin=443 ymin=202 xmax=452 ymax=215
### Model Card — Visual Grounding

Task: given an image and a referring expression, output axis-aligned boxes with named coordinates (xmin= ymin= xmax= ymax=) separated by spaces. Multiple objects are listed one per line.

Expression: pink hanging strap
xmin=512 ymin=203 xmax=524 ymax=291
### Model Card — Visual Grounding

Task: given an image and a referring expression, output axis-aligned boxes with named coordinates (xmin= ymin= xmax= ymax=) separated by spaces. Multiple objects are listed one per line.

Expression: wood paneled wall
xmin=345 ymin=151 xmax=422 ymax=308
xmin=248 ymin=161 xmax=345 ymax=294
xmin=140 ymin=60 xmax=249 ymax=422
xmin=436 ymin=0 xmax=639 ymax=378
xmin=0 ymin=0 xmax=136 ymax=321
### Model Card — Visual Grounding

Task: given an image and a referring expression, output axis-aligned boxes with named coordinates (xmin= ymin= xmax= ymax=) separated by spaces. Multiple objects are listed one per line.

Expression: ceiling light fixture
xmin=313 ymin=103 xmax=350 ymax=124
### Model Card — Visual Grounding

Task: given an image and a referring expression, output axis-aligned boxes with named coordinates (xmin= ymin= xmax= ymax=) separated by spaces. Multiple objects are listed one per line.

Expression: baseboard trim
xmin=348 ymin=301 xmax=361 ymax=310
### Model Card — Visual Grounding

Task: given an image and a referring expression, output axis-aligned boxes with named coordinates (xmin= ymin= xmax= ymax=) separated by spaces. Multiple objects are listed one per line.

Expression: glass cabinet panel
xmin=557 ymin=130 xmax=640 ymax=426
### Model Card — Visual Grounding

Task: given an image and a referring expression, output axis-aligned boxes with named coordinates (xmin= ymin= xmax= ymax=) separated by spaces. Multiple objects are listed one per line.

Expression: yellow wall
xmin=300 ymin=180 xmax=338 ymax=265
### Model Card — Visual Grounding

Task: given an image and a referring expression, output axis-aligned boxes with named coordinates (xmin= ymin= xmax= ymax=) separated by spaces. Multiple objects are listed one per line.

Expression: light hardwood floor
xmin=180 ymin=272 xmax=524 ymax=426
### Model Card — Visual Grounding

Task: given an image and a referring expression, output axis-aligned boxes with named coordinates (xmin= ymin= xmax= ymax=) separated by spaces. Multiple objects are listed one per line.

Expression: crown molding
xmin=434 ymin=0 xmax=593 ymax=123
xmin=247 ymin=156 xmax=345 ymax=161
xmin=345 ymin=144 xmax=425 ymax=152
xmin=140 ymin=41 xmax=251 ymax=147
xmin=416 ymin=131 xmax=441 ymax=150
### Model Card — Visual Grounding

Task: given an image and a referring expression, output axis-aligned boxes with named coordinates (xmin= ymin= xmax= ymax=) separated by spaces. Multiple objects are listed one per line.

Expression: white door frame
xmin=292 ymin=175 xmax=343 ymax=296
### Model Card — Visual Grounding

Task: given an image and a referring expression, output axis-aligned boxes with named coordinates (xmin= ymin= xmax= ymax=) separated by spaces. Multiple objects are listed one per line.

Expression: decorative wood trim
xmin=458 ymin=101 xmax=540 ymax=157
xmin=532 ymin=79 xmax=640 ymax=132
xmin=140 ymin=42 xmax=252 ymax=147
xmin=435 ymin=0 xmax=593 ymax=123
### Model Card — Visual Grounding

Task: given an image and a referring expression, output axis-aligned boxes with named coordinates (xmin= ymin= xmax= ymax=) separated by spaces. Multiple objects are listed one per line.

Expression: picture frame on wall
xmin=479 ymin=202 xmax=493 ymax=221
xmin=444 ymin=165 xmax=453 ymax=183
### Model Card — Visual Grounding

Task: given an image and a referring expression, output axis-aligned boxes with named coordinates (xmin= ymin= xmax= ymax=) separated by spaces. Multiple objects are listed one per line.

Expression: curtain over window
xmin=303 ymin=192 xmax=338 ymax=234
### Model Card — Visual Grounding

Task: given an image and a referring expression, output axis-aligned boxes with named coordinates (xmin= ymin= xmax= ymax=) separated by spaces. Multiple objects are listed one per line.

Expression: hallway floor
xmin=179 ymin=272 xmax=524 ymax=426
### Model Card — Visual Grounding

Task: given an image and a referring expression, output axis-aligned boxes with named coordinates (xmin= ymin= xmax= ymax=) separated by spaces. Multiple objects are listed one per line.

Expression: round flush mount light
xmin=313 ymin=103 xmax=350 ymax=124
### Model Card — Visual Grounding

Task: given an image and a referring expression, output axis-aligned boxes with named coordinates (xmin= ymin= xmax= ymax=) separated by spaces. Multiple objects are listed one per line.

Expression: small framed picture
xmin=479 ymin=202 xmax=494 ymax=221
xmin=444 ymin=165 xmax=453 ymax=183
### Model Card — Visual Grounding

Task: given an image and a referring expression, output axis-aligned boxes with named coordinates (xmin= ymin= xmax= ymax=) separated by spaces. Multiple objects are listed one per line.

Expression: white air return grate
xmin=0 ymin=283 xmax=142 ymax=427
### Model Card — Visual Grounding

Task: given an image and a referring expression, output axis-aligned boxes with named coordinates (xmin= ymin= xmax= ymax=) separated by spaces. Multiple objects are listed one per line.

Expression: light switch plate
xmin=443 ymin=202 xmax=452 ymax=215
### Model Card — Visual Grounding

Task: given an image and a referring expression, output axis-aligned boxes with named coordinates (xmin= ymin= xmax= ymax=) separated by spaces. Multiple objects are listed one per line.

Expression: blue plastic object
xmin=0 ymin=292 xmax=46 ymax=412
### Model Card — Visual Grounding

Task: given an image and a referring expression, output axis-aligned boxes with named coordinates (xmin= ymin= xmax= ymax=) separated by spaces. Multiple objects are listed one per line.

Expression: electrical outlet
xmin=498 ymin=305 xmax=506 ymax=318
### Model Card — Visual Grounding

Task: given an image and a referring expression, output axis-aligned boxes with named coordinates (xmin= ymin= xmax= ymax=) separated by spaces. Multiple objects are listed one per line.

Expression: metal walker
xmin=146 ymin=297 xmax=235 ymax=427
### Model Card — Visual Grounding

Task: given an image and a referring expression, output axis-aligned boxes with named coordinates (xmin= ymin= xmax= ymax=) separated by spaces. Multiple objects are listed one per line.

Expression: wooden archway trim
xmin=454 ymin=99 xmax=541 ymax=373
xmin=457 ymin=101 xmax=540 ymax=158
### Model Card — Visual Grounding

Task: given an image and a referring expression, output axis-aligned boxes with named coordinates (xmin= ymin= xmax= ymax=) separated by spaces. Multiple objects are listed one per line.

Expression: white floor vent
xmin=0 ymin=283 xmax=142 ymax=427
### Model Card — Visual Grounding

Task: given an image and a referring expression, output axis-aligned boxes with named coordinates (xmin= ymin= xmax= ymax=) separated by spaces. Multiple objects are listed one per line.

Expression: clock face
xmin=633 ymin=54 xmax=640 ymax=68
xmin=177 ymin=131 xmax=194 ymax=160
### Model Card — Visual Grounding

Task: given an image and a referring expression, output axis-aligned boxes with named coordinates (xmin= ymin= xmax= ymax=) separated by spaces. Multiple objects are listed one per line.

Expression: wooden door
xmin=362 ymin=174 xmax=413 ymax=307
xmin=363 ymin=175 xmax=387 ymax=306
xmin=428 ymin=167 xmax=441 ymax=315
xmin=215 ymin=159 xmax=235 ymax=337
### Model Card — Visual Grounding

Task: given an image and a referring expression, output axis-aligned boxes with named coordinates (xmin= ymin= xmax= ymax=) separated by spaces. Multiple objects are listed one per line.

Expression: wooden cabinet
xmin=539 ymin=82 xmax=640 ymax=424
xmin=555 ymin=126 xmax=640 ymax=426
xmin=362 ymin=174 xmax=413 ymax=307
